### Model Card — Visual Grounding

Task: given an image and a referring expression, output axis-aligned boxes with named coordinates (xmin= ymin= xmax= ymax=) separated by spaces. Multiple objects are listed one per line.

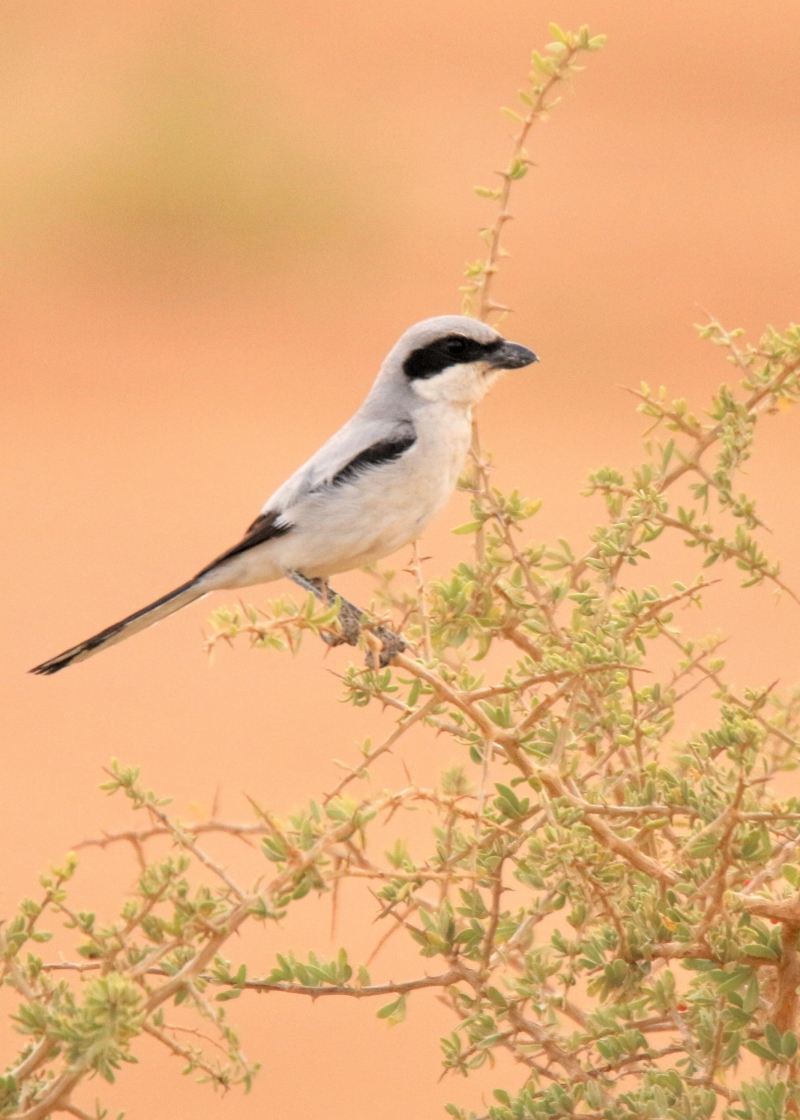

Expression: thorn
xmin=694 ymin=301 xmax=717 ymax=322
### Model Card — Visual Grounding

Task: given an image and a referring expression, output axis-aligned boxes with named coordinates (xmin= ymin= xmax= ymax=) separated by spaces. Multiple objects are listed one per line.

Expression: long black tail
xmin=29 ymin=579 xmax=206 ymax=675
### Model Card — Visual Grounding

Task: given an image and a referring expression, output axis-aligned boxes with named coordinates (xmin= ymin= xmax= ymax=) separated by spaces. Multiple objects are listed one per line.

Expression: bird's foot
xmin=287 ymin=570 xmax=405 ymax=666
xmin=365 ymin=625 xmax=407 ymax=669
xmin=325 ymin=610 xmax=406 ymax=666
xmin=326 ymin=601 xmax=407 ymax=665
xmin=328 ymin=598 xmax=363 ymax=647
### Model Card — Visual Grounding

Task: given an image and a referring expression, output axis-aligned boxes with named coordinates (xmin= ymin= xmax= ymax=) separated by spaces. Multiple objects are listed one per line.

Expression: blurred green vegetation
xmin=0 ymin=20 xmax=357 ymax=276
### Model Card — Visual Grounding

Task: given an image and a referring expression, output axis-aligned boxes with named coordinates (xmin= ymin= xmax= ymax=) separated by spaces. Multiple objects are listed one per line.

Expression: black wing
xmin=329 ymin=433 xmax=417 ymax=488
xmin=196 ymin=431 xmax=416 ymax=576
xmin=195 ymin=509 xmax=292 ymax=578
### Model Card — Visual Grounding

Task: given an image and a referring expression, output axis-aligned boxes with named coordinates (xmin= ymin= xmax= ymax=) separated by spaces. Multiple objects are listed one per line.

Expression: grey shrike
xmin=31 ymin=314 xmax=537 ymax=675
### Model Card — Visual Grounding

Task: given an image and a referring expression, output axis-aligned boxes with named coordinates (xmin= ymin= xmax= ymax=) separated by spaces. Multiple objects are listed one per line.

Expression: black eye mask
xmin=403 ymin=334 xmax=504 ymax=380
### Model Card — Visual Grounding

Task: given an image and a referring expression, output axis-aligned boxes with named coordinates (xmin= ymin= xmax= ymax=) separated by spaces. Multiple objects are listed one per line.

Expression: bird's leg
xmin=287 ymin=571 xmax=363 ymax=646
xmin=287 ymin=571 xmax=406 ymax=667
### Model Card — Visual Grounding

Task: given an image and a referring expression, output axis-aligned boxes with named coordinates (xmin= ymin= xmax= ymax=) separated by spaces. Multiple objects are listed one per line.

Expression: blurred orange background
xmin=2 ymin=1 xmax=800 ymax=1116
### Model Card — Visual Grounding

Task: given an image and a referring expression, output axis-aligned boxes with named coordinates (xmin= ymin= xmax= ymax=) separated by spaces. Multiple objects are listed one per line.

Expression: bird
xmin=30 ymin=315 xmax=538 ymax=675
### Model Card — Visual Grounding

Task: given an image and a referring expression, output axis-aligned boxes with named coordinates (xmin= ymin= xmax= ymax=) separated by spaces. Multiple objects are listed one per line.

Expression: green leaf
xmin=743 ymin=974 xmax=760 ymax=1014
xmin=765 ymin=1021 xmax=783 ymax=1055
xmin=715 ymin=968 xmax=752 ymax=994
xmin=377 ymin=994 xmax=407 ymax=1025
xmin=745 ymin=1040 xmax=778 ymax=1063
xmin=742 ymin=943 xmax=781 ymax=960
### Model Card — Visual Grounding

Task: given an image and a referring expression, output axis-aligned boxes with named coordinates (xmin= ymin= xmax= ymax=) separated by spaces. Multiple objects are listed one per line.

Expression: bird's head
xmin=384 ymin=315 xmax=538 ymax=408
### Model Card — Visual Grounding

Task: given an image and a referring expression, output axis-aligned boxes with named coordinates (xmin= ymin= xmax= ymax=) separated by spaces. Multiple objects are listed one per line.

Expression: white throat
xmin=409 ymin=363 xmax=501 ymax=408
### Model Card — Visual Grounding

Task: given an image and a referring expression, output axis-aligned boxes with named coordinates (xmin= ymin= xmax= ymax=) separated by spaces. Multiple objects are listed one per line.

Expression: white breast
xmin=269 ymin=401 xmax=473 ymax=579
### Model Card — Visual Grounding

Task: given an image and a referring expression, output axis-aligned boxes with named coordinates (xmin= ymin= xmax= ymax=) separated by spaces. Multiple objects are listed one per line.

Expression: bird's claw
xmin=292 ymin=574 xmax=404 ymax=665
xmin=321 ymin=600 xmax=363 ymax=648
xmin=337 ymin=601 xmax=365 ymax=646
xmin=324 ymin=618 xmax=406 ymax=668
xmin=365 ymin=626 xmax=407 ymax=669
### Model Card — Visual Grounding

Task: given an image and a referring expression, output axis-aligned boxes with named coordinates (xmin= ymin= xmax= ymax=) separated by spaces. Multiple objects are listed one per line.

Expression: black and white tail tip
xmin=29 ymin=579 xmax=204 ymax=675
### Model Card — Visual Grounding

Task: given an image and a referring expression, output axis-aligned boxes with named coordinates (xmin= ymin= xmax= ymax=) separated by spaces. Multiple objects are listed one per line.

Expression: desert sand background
xmin=2 ymin=1 xmax=800 ymax=1116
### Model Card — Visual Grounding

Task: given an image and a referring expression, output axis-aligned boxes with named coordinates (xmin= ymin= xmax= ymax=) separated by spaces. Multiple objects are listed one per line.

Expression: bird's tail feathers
xmin=30 ymin=579 xmax=207 ymax=675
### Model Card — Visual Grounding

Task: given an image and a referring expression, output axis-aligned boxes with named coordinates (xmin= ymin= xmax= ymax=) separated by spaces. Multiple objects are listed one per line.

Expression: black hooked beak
xmin=489 ymin=341 xmax=539 ymax=370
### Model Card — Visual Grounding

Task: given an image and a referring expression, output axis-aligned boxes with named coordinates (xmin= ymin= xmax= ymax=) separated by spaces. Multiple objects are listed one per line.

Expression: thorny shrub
xmin=7 ymin=22 xmax=800 ymax=1120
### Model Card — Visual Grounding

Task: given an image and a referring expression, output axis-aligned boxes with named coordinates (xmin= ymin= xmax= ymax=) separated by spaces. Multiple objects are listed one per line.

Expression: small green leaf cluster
xmin=261 ymin=948 xmax=354 ymax=989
